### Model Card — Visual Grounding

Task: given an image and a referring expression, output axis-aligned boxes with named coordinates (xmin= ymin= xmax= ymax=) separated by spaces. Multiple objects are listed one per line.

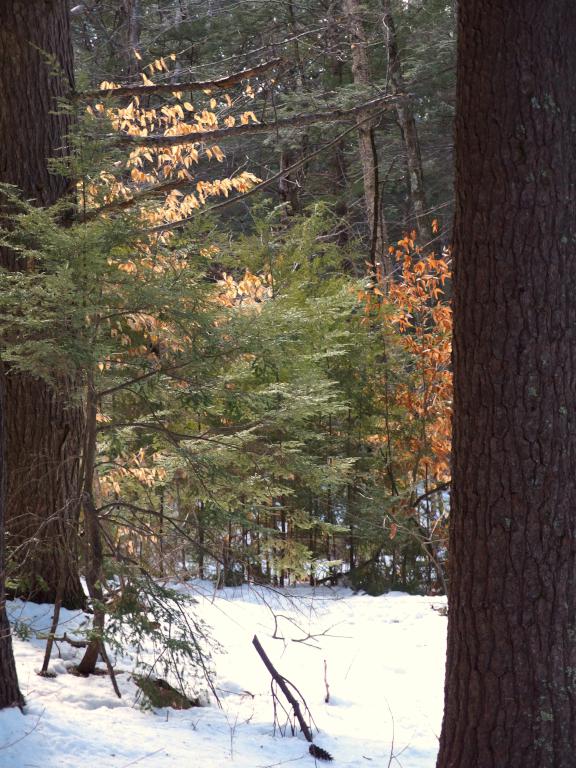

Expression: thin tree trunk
xmin=381 ymin=0 xmax=430 ymax=238
xmin=344 ymin=0 xmax=390 ymax=274
xmin=197 ymin=502 xmax=205 ymax=579
xmin=0 ymin=0 xmax=85 ymax=609
xmin=438 ymin=2 xmax=576 ymax=766
xmin=158 ymin=487 xmax=165 ymax=577
xmin=77 ymin=374 xmax=104 ymax=675
xmin=121 ymin=0 xmax=140 ymax=81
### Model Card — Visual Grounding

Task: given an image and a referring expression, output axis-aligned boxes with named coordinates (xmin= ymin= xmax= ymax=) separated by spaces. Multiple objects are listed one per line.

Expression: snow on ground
xmin=0 ymin=584 xmax=447 ymax=767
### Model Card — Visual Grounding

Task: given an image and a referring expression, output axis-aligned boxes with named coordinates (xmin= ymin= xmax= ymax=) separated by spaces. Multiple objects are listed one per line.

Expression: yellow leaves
xmin=130 ymin=167 xmax=148 ymax=183
xmin=85 ymin=61 xmax=265 ymax=231
xmin=212 ymin=144 xmax=224 ymax=161
xmin=199 ymin=109 xmax=218 ymax=128
xmin=231 ymin=171 xmax=260 ymax=192
xmin=134 ymin=49 xmax=142 ymax=61
xmin=200 ymin=245 xmax=220 ymax=259
xmin=432 ymin=218 xmax=439 ymax=234
xmin=100 ymin=449 xmax=168 ymax=498
xmin=216 ymin=269 xmax=272 ymax=309
xmin=240 ymin=110 xmax=259 ymax=125
xmin=118 ymin=261 xmax=138 ymax=273
xmin=99 ymin=80 xmax=120 ymax=90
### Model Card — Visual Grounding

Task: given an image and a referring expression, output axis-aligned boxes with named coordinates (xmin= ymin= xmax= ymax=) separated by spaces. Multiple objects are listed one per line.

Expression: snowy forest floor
xmin=0 ymin=584 xmax=447 ymax=767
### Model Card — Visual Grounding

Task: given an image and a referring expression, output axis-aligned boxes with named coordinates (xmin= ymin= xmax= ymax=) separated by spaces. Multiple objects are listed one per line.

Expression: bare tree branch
xmin=113 ymin=94 xmax=406 ymax=148
xmin=146 ymin=104 xmax=397 ymax=233
xmin=80 ymin=58 xmax=282 ymax=99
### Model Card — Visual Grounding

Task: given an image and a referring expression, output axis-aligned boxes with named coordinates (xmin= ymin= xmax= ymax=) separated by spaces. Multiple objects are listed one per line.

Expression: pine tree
xmin=0 ymin=0 xmax=85 ymax=608
xmin=438 ymin=2 xmax=576 ymax=765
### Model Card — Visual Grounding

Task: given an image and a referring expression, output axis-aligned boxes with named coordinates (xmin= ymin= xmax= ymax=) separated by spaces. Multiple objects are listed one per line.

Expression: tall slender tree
xmin=344 ymin=0 xmax=390 ymax=272
xmin=0 ymin=0 xmax=85 ymax=608
xmin=381 ymin=0 xmax=429 ymax=238
xmin=438 ymin=2 xmax=576 ymax=766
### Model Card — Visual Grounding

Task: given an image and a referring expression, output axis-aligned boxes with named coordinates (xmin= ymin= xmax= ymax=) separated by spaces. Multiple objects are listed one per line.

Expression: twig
xmin=0 ymin=709 xmax=44 ymax=751
xmin=119 ymin=748 xmax=165 ymax=767
xmin=257 ymin=753 xmax=309 ymax=768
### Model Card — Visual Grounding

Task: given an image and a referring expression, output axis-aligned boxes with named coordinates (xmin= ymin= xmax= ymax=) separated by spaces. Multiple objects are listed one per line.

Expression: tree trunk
xmin=0 ymin=366 xmax=24 ymax=710
xmin=344 ymin=0 xmax=390 ymax=274
xmin=437 ymin=2 xmax=576 ymax=766
xmin=381 ymin=0 xmax=430 ymax=238
xmin=77 ymin=375 xmax=104 ymax=675
xmin=0 ymin=0 xmax=85 ymax=609
xmin=120 ymin=0 xmax=140 ymax=82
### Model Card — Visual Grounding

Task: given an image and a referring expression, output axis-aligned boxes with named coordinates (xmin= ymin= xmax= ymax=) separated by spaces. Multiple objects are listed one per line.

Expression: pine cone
xmin=309 ymin=744 xmax=333 ymax=761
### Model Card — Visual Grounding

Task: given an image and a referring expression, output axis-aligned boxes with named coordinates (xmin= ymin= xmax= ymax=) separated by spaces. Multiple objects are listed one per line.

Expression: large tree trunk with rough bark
xmin=437 ymin=2 xmax=576 ymax=767
xmin=0 ymin=0 xmax=85 ymax=609
xmin=344 ymin=0 xmax=390 ymax=275
xmin=0 ymin=367 xmax=24 ymax=710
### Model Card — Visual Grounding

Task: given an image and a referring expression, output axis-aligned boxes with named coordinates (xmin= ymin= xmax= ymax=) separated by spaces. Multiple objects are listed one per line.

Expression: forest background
xmin=0 ymin=0 xmax=455 ymax=703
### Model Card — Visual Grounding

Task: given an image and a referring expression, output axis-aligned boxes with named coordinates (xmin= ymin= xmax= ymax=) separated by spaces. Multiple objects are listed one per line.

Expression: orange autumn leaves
xmin=363 ymin=229 xmax=452 ymax=486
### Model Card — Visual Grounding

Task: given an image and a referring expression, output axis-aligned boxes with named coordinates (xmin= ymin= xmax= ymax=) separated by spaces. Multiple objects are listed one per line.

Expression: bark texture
xmin=0 ymin=369 xmax=24 ymax=709
xmin=438 ymin=2 xmax=576 ymax=766
xmin=0 ymin=0 xmax=85 ymax=608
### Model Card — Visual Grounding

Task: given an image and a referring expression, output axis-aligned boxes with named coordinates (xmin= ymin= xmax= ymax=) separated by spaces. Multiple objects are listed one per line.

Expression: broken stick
xmin=252 ymin=634 xmax=333 ymax=761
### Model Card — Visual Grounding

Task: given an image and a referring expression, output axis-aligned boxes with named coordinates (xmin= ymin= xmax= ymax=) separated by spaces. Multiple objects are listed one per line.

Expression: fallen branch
xmin=252 ymin=634 xmax=333 ymax=761
xmin=37 ymin=632 xmax=88 ymax=649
